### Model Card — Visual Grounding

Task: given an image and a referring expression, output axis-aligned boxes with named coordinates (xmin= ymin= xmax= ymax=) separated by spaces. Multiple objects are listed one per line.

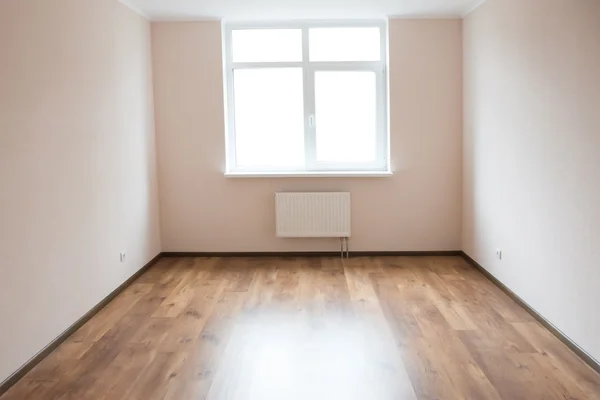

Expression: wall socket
xmin=495 ymin=249 xmax=502 ymax=260
xmin=120 ymin=252 xmax=126 ymax=262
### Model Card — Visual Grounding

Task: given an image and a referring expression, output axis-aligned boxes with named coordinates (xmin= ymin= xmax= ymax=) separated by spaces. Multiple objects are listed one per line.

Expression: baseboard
xmin=0 ymin=253 xmax=162 ymax=397
xmin=13 ymin=250 xmax=583 ymax=397
xmin=161 ymin=250 xmax=462 ymax=258
xmin=460 ymin=251 xmax=600 ymax=374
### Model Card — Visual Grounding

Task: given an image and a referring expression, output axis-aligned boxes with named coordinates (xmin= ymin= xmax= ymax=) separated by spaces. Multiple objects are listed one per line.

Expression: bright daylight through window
xmin=224 ymin=22 xmax=389 ymax=175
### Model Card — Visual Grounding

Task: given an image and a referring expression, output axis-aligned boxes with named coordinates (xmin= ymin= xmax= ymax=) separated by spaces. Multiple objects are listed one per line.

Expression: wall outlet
xmin=120 ymin=252 xmax=126 ymax=262
xmin=495 ymin=249 xmax=502 ymax=260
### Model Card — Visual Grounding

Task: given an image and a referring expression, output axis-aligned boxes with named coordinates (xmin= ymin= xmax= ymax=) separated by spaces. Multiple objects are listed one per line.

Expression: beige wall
xmin=0 ymin=0 xmax=161 ymax=382
xmin=463 ymin=0 xmax=600 ymax=361
xmin=152 ymin=19 xmax=463 ymax=252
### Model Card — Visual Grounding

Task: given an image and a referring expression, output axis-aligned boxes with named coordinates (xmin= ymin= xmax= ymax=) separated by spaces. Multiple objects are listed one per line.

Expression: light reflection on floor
xmin=207 ymin=311 xmax=416 ymax=400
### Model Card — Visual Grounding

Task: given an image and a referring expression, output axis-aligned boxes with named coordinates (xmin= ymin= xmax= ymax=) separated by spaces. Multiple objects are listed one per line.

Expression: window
xmin=224 ymin=21 xmax=389 ymax=175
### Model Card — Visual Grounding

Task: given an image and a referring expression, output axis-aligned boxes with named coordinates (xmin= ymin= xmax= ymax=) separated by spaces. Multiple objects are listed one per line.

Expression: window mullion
xmin=230 ymin=61 xmax=303 ymax=69
xmin=302 ymin=26 xmax=317 ymax=170
xmin=376 ymin=68 xmax=387 ymax=169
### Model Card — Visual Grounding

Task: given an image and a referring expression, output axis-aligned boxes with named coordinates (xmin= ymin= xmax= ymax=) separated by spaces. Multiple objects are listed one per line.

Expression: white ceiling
xmin=121 ymin=0 xmax=486 ymax=21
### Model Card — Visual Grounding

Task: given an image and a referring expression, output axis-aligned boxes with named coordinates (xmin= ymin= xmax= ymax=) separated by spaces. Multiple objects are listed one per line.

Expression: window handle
xmin=309 ymin=114 xmax=315 ymax=128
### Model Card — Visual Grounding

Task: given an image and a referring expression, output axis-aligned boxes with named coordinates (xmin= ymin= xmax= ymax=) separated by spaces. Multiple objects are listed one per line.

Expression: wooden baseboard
xmin=0 ymin=253 xmax=162 ymax=397
xmin=14 ymin=250 xmax=593 ymax=396
xmin=460 ymin=251 xmax=600 ymax=374
xmin=161 ymin=250 xmax=462 ymax=258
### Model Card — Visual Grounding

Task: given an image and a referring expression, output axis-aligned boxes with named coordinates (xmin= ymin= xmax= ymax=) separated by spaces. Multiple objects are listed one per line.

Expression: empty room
xmin=1 ymin=0 xmax=599 ymax=398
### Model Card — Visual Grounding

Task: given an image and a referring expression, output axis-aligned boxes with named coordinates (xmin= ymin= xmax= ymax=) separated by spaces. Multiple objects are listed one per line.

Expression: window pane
xmin=314 ymin=71 xmax=377 ymax=163
xmin=233 ymin=68 xmax=305 ymax=168
xmin=232 ymin=29 xmax=302 ymax=62
xmin=309 ymin=28 xmax=381 ymax=62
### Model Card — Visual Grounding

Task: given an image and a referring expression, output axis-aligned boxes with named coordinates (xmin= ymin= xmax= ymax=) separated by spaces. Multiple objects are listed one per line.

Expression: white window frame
xmin=223 ymin=20 xmax=390 ymax=175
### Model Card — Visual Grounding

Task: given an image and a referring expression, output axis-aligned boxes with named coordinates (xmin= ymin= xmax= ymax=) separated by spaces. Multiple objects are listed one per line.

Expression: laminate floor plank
xmin=2 ymin=256 xmax=598 ymax=400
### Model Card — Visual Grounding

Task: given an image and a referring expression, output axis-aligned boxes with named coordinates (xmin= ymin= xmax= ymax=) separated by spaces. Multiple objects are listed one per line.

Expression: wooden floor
xmin=3 ymin=256 xmax=600 ymax=400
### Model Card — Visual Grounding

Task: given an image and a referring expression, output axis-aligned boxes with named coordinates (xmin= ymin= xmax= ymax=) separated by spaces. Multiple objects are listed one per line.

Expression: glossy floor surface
xmin=2 ymin=256 xmax=599 ymax=399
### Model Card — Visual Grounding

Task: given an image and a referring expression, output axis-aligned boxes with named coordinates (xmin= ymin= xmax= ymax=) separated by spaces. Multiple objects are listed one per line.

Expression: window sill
xmin=224 ymin=170 xmax=394 ymax=178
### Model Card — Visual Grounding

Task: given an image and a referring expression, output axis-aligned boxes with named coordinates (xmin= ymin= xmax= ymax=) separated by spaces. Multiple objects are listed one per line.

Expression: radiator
xmin=275 ymin=192 xmax=351 ymax=238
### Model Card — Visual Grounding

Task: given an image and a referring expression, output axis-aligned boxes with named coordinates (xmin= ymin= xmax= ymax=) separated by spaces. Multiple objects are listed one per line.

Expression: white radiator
xmin=275 ymin=192 xmax=351 ymax=238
